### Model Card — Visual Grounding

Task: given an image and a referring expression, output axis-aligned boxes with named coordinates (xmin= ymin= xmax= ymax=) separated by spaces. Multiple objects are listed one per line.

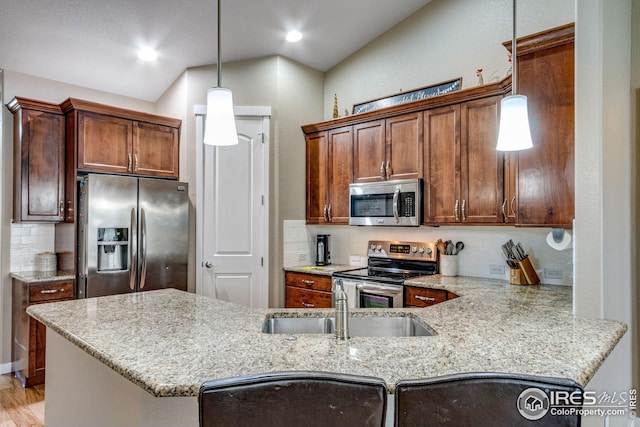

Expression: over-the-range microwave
xmin=349 ymin=178 xmax=422 ymax=226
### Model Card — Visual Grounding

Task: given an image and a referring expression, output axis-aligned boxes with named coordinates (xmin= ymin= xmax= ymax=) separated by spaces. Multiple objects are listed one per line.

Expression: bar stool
xmin=394 ymin=372 xmax=583 ymax=427
xmin=199 ymin=371 xmax=388 ymax=427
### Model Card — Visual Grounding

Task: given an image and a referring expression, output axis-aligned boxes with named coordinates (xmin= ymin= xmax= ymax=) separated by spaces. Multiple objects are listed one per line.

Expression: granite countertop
xmin=27 ymin=279 xmax=626 ymax=399
xmin=283 ymin=264 xmax=359 ymax=276
xmin=11 ymin=271 xmax=75 ymax=283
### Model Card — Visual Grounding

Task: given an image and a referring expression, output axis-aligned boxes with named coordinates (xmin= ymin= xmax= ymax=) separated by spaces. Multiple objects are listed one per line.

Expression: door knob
xmin=204 ymin=261 xmax=215 ymax=268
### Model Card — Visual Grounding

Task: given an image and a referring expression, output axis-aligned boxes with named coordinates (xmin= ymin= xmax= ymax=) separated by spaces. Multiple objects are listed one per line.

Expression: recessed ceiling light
xmin=137 ymin=47 xmax=158 ymax=61
xmin=285 ymin=31 xmax=303 ymax=43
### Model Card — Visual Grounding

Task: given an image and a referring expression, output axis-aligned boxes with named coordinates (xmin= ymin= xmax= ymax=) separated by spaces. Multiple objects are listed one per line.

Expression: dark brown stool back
xmin=199 ymin=371 xmax=388 ymax=427
xmin=395 ymin=372 xmax=583 ymax=427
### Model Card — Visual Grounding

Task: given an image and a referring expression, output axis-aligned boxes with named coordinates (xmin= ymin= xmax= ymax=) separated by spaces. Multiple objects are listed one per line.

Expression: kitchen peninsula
xmin=28 ymin=281 xmax=626 ymax=427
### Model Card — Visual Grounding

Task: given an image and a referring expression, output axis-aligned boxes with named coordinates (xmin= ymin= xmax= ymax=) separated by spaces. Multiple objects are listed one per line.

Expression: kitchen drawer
xmin=285 ymin=272 xmax=332 ymax=293
xmin=29 ymin=281 xmax=75 ymax=303
xmin=285 ymin=286 xmax=332 ymax=309
xmin=404 ymin=286 xmax=448 ymax=307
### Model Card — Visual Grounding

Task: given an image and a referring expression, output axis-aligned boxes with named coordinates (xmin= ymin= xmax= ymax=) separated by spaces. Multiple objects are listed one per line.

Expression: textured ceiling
xmin=1 ymin=0 xmax=432 ymax=101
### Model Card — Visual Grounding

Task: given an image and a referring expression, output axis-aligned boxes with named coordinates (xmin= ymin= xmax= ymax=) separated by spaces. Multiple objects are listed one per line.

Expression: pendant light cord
xmin=217 ymin=0 xmax=222 ymax=88
xmin=511 ymin=0 xmax=517 ymax=96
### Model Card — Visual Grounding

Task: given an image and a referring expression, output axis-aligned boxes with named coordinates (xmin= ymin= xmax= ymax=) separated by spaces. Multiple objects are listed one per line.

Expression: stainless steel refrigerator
xmin=77 ymin=174 xmax=189 ymax=298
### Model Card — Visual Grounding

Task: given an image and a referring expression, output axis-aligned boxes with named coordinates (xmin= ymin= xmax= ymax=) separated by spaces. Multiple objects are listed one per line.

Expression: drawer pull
xmin=40 ymin=288 xmax=66 ymax=294
xmin=301 ymin=279 xmax=315 ymax=286
xmin=414 ymin=295 xmax=436 ymax=302
xmin=301 ymin=302 xmax=315 ymax=308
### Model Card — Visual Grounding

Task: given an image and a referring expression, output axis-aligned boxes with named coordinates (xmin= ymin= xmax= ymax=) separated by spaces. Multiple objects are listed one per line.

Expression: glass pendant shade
xmin=204 ymin=87 xmax=238 ymax=146
xmin=496 ymin=94 xmax=533 ymax=151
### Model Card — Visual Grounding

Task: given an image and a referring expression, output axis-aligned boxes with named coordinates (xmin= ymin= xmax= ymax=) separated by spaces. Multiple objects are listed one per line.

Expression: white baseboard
xmin=0 ymin=362 xmax=13 ymax=375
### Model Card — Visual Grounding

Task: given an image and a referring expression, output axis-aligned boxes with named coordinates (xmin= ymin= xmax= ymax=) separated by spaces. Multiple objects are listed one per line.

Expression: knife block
xmin=517 ymin=256 xmax=540 ymax=285
xmin=509 ymin=269 xmax=527 ymax=285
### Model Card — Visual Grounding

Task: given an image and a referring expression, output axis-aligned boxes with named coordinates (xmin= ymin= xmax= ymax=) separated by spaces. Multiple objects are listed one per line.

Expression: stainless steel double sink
xmin=262 ymin=315 xmax=434 ymax=337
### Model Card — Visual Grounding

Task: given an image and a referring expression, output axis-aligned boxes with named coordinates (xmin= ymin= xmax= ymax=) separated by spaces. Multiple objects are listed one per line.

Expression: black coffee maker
xmin=315 ymin=234 xmax=331 ymax=266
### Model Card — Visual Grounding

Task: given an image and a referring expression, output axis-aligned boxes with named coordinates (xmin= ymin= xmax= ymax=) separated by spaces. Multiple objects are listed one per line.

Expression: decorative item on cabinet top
xmin=352 ymin=77 xmax=462 ymax=115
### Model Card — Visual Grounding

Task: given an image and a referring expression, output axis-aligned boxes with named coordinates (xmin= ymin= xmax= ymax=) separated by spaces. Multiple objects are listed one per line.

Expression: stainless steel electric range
xmin=332 ymin=240 xmax=437 ymax=308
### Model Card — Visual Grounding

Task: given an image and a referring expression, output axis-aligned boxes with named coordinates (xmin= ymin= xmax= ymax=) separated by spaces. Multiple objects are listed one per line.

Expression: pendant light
xmin=496 ymin=0 xmax=533 ymax=151
xmin=203 ymin=0 xmax=238 ymax=146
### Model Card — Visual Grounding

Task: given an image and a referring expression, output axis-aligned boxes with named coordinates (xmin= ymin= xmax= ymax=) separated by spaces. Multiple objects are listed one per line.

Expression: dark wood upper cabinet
xmin=504 ymin=23 xmax=575 ymax=227
xmin=77 ymin=111 xmax=133 ymax=174
xmin=303 ymin=23 xmax=573 ymax=228
xmin=423 ymin=104 xmax=460 ymax=224
xmin=7 ymin=97 xmax=65 ymax=222
xmin=353 ymin=113 xmax=422 ymax=183
xmin=460 ymin=95 xmax=504 ymax=224
xmin=62 ymin=98 xmax=180 ymax=179
xmin=353 ymin=120 xmax=385 ymax=182
xmin=305 ymin=126 xmax=353 ymax=224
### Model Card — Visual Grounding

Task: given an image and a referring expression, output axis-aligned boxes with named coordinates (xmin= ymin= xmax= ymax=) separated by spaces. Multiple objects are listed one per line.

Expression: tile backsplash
xmin=283 ymin=220 xmax=574 ymax=286
xmin=10 ymin=223 xmax=55 ymax=272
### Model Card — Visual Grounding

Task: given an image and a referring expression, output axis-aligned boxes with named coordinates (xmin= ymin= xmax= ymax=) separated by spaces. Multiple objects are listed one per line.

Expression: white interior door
xmin=196 ymin=107 xmax=270 ymax=309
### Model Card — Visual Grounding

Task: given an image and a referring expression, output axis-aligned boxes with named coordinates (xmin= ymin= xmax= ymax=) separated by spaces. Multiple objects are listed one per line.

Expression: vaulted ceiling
xmin=1 ymin=0 xmax=432 ymax=101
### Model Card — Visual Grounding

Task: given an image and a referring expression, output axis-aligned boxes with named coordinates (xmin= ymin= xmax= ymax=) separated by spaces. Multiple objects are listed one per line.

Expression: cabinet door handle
xmin=380 ymin=161 xmax=386 ymax=179
xmin=301 ymin=301 xmax=315 ymax=308
xmin=41 ymin=288 xmax=65 ymax=294
xmin=461 ymin=199 xmax=466 ymax=221
xmin=385 ymin=160 xmax=391 ymax=179
xmin=301 ymin=279 xmax=315 ymax=286
xmin=134 ymin=154 xmax=139 ymax=172
xmin=510 ymin=195 xmax=517 ymax=217
xmin=414 ymin=295 xmax=436 ymax=302
xmin=128 ymin=154 xmax=132 ymax=172
xmin=454 ymin=199 xmax=459 ymax=221
xmin=501 ymin=198 xmax=507 ymax=221
xmin=327 ymin=204 xmax=332 ymax=221
xmin=323 ymin=205 xmax=328 ymax=221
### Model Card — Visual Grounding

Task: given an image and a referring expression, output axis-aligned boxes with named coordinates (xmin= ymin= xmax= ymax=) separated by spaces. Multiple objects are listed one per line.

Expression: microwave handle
xmin=393 ymin=187 xmax=400 ymax=223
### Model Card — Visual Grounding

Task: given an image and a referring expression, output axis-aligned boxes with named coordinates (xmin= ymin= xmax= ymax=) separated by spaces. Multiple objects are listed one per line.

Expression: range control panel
xmin=367 ymin=240 xmax=437 ymax=262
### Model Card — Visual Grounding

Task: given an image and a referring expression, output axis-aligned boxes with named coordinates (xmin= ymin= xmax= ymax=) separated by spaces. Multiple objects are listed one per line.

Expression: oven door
xmin=356 ymin=282 xmax=404 ymax=308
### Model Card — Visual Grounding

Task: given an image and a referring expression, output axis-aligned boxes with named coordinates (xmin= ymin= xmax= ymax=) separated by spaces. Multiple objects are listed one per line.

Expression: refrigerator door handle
xmin=129 ymin=208 xmax=137 ymax=291
xmin=140 ymin=208 xmax=148 ymax=289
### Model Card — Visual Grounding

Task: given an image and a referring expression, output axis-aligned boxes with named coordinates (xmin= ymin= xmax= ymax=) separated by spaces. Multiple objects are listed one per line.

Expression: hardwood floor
xmin=0 ymin=374 xmax=44 ymax=427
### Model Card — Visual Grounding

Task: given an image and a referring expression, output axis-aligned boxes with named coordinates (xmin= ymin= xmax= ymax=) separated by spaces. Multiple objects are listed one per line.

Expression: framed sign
xmin=352 ymin=78 xmax=462 ymax=114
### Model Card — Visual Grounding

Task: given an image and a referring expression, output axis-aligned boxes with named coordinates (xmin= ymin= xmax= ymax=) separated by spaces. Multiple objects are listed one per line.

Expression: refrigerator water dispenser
xmin=97 ymin=227 xmax=128 ymax=272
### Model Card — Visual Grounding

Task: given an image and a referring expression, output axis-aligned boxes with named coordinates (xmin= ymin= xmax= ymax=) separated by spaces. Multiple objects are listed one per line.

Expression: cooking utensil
xmin=454 ymin=241 xmax=464 ymax=255
xmin=436 ymin=239 xmax=446 ymax=255
xmin=446 ymin=241 xmax=454 ymax=255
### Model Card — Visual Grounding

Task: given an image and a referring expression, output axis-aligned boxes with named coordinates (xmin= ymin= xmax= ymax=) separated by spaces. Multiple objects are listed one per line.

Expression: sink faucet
xmin=334 ymin=279 xmax=349 ymax=340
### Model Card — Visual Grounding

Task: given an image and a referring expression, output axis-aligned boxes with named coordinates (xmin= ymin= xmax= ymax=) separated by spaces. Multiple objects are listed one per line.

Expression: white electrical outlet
xmin=544 ymin=268 xmax=563 ymax=280
xmin=490 ymin=264 xmax=505 ymax=275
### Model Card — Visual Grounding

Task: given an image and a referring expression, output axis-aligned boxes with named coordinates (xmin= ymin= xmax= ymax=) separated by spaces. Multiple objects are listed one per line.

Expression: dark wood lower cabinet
xmin=284 ymin=272 xmax=333 ymax=309
xmin=12 ymin=278 xmax=75 ymax=387
xmin=404 ymin=286 xmax=457 ymax=307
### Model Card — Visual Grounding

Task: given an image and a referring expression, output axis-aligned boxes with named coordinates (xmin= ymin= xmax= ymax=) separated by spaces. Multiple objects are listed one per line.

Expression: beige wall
xmin=632 ymin=0 xmax=640 ymax=392
xmin=324 ymin=0 xmax=574 ymax=121
xmin=575 ymin=1 xmax=635 ymax=425
xmin=159 ymin=56 xmax=323 ymax=307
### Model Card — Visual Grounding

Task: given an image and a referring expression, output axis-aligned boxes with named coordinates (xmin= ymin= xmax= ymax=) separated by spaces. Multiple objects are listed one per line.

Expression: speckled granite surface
xmin=27 ymin=279 xmax=626 ymax=399
xmin=11 ymin=271 xmax=75 ymax=283
xmin=283 ymin=264 xmax=359 ymax=276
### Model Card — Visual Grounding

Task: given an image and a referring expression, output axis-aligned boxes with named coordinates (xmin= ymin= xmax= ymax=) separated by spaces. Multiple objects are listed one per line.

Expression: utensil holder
xmin=517 ymin=256 xmax=540 ymax=285
xmin=440 ymin=255 xmax=458 ymax=277
xmin=509 ymin=268 xmax=527 ymax=285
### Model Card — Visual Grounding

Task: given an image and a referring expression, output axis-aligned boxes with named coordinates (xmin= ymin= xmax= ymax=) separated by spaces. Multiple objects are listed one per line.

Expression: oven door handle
xmin=392 ymin=187 xmax=400 ymax=223
xmin=356 ymin=283 xmax=403 ymax=296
